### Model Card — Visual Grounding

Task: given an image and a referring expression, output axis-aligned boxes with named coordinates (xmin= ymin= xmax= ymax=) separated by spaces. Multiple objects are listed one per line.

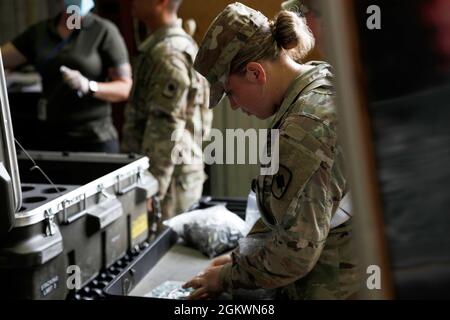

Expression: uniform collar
xmin=270 ymin=61 xmax=332 ymax=128
xmin=138 ymin=19 xmax=183 ymax=52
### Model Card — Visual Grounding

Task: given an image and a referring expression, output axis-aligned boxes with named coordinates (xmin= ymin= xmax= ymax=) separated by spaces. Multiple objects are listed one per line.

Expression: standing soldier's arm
xmin=198 ymin=76 xmax=213 ymax=140
xmin=220 ymin=115 xmax=337 ymax=291
xmin=122 ymin=99 xmax=142 ymax=154
xmin=141 ymin=55 xmax=191 ymax=199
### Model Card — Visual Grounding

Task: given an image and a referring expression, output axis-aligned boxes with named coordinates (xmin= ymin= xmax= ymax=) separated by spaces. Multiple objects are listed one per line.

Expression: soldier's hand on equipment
xmin=183 ymin=266 xmax=224 ymax=300
xmin=60 ymin=65 xmax=90 ymax=97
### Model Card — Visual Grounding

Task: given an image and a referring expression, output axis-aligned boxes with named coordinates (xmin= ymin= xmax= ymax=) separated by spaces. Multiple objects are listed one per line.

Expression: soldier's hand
xmin=183 ymin=266 xmax=224 ymax=300
xmin=209 ymin=254 xmax=232 ymax=268
xmin=60 ymin=65 xmax=90 ymax=96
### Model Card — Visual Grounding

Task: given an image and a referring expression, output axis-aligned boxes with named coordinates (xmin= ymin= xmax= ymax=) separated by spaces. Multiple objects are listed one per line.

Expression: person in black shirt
xmin=1 ymin=0 xmax=132 ymax=153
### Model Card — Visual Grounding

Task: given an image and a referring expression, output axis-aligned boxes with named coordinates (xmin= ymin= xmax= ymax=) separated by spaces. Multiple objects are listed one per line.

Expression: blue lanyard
xmin=36 ymin=29 xmax=79 ymax=75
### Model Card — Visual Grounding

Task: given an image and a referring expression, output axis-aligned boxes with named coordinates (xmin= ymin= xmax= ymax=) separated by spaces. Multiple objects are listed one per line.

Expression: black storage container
xmin=0 ymin=52 xmax=159 ymax=300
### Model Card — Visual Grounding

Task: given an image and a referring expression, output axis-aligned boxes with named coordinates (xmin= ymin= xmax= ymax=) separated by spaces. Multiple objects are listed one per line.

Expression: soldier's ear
xmin=245 ymin=62 xmax=267 ymax=85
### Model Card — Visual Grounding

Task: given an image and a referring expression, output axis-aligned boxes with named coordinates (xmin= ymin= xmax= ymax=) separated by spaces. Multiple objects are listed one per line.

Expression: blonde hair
xmin=230 ymin=11 xmax=315 ymax=74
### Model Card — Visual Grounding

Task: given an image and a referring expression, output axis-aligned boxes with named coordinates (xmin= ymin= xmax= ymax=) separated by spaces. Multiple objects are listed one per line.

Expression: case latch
xmin=44 ymin=209 xmax=57 ymax=237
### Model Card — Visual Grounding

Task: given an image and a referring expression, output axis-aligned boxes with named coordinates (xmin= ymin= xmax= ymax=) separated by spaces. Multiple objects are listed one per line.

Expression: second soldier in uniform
xmin=122 ymin=0 xmax=212 ymax=221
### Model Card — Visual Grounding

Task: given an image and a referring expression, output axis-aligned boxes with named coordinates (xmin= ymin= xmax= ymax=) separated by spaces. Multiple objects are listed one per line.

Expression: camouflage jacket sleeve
xmin=122 ymin=100 xmax=141 ymax=154
xmin=140 ymin=54 xmax=191 ymax=199
xmin=220 ymin=114 xmax=337 ymax=291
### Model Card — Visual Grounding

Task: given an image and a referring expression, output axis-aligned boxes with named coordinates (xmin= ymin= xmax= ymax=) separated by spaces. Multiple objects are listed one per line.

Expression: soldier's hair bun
xmin=230 ymin=9 xmax=316 ymax=73
xmin=271 ymin=11 xmax=315 ymax=59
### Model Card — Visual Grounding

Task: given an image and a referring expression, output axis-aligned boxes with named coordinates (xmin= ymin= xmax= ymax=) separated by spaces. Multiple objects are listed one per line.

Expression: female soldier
xmin=183 ymin=3 xmax=360 ymax=300
xmin=1 ymin=0 xmax=132 ymax=153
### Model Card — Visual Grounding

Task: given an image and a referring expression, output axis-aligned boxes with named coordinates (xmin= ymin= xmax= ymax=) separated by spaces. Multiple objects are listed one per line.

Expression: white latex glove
xmin=60 ymin=65 xmax=90 ymax=97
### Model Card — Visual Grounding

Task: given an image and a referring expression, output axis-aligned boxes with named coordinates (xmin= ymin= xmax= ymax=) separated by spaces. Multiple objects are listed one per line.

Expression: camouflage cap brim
xmin=210 ymin=79 xmax=226 ymax=109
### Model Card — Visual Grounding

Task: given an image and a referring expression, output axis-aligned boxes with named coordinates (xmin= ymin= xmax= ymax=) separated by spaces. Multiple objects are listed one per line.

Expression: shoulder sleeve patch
xmin=271 ymin=165 xmax=293 ymax=200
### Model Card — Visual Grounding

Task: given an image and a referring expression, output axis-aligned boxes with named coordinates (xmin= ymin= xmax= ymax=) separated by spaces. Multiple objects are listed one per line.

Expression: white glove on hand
xmin=60 ymin=65 xmax=90 ymax=97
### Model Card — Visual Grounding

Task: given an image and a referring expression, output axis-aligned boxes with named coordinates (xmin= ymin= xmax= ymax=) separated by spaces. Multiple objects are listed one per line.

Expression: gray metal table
xmin=130 ymin=244 xmax=211 ymax=297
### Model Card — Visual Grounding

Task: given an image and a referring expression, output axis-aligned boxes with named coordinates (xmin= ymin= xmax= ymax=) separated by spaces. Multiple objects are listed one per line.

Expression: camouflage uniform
xmin=194 ymin=3 xmax=361 ymax=299
xmin=122 ymin=20 xmax=212 ymax=220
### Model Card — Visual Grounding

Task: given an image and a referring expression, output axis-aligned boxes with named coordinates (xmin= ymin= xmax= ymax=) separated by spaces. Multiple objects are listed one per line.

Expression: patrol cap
xmin=194 ymin=2 xmax=269 ymax=108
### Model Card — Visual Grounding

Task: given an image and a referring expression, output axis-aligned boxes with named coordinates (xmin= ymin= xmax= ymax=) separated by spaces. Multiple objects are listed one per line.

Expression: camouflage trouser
xmin=161 ymin=172 xmax=205 ymax=221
